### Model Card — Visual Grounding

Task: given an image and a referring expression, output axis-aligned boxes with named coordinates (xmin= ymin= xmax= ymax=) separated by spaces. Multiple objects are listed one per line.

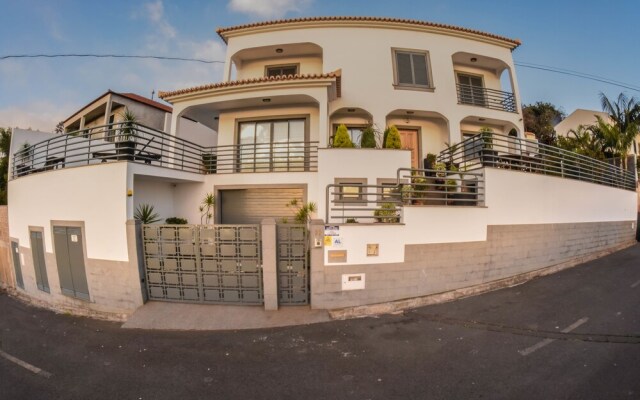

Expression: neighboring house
xmin=555 ymin=108 xmax=639 ymax=156
xmin=6 ymin=17 xmax=637 ymax=320
xmin=63 ymin=90 xmax=217 ymax=146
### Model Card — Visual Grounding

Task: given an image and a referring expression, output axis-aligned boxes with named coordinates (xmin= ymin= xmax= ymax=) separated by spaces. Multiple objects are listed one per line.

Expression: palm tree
xmin=599 ymin=92 xmax=640 ymax=168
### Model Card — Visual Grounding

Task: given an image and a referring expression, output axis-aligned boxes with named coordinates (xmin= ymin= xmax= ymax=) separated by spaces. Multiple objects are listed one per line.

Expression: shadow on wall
xmin=637 ymin=213 xmax=640 ymax=242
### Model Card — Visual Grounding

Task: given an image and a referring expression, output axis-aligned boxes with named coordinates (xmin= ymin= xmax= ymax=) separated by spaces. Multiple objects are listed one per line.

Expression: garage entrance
xmin=218 ymin=187 xmax=304 ymax=224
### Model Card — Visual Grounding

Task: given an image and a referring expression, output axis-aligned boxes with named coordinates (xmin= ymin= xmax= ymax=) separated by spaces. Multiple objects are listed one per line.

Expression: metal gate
xmin=142 ymin=225 xmax=263 ymax=305
xmin=276 ymin=224 xmax=309 ymax=305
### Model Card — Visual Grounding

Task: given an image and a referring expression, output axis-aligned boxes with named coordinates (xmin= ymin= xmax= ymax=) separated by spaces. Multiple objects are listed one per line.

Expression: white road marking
xmin=631 ymin=279 xmax=640 ymax=288
xmin=0 ymin=349 xmax=52 ymax=378
xmin=518 ymin=317 xmax=589 ymax=356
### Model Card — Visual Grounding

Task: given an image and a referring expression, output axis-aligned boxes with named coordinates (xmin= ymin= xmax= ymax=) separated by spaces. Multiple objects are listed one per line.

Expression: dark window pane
xmin=411 ymin=54 xmax=429 ymax=86
xmin=396 ymin=52 xmax=413 ymax=84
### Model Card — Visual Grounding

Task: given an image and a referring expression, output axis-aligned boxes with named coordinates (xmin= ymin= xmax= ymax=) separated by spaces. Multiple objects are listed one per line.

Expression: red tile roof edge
xmin=216 ymin=16 xmax=521 ymax=48
xmin=159 ymin=71 xmax=341 ymax=100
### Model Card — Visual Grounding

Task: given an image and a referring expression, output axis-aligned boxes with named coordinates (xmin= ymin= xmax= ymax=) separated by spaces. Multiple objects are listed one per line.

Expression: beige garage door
xmin=219 ymin=188 xmax=304 ymax=224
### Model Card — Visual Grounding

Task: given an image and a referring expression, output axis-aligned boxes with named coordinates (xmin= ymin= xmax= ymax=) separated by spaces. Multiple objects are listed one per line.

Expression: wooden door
xmin=398 ymin=129 xmax=419 ymax=169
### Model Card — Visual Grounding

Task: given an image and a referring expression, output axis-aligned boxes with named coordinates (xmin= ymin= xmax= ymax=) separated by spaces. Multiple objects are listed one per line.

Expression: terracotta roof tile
xmin=159 ymin=71 xmax=341 ymax=100
xmin=216 ymin=16 xmax=521 ymax=48
xmin=118 ymin=92 xmax=172 ymax=113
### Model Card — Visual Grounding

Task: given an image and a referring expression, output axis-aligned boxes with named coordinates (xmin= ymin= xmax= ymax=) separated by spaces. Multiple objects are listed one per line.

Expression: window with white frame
xmin=393 ymin=49 xmax=432 ymax=89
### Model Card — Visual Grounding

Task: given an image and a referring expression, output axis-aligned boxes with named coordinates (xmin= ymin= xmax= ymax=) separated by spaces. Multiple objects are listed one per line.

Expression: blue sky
xmin=1 ymin=0 xmax=638 ymax=131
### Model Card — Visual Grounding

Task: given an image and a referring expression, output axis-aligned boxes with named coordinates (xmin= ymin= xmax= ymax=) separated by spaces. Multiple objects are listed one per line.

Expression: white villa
xmin=5 ymin=17 xmax=638 ymax=319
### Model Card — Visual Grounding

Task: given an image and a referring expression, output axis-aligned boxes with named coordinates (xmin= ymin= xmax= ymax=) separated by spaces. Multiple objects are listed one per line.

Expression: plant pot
xmin=116 ymin=140 xmax=136 ymax=161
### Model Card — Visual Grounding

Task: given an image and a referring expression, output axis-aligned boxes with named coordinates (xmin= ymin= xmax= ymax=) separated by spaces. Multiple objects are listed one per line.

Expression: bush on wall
xmin=333 ymin=124 xmax=354 ymax=148
xmin=384 ymin=125 xmax=402 ymax=149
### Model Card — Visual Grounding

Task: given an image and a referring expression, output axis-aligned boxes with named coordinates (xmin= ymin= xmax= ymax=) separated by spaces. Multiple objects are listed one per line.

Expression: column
xmin=260 ymin=218 xmax=278 ymax=311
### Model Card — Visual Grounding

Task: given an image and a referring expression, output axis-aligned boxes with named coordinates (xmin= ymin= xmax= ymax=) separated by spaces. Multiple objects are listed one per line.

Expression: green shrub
xmin=165 ymin=217 xmax=188 ymax=224
xmin=360 ymin=126 xmax=376 ymax=148
xmin=384 ymin=125 xmax=401 ymax=149
xmin=333 ymin=124 xmax=354 ymax=148
xmin=374 ymin=202 xmax=400 ymax=223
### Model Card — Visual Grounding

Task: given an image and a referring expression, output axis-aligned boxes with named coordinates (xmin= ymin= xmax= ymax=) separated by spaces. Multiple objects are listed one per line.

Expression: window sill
xmin=393 ymin=84 xmax=435 ymax=93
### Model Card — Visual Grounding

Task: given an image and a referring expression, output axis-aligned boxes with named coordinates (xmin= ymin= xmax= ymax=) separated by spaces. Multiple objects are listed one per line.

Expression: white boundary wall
xmin=326 ymin=167 xmax=638 ymax=265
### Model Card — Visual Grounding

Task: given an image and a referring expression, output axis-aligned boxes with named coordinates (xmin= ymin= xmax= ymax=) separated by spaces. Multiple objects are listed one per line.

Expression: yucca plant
xmin=119 ymin=107 xmax=138 ymax=140
xmin=200 ymin=192 xmax=216 ymax=224
xmin=134 ymin=204 xmax=161 ymax=224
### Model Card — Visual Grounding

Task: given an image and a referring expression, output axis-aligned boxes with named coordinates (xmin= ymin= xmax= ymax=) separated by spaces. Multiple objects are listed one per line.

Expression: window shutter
xmin=411 ymin=54 xmax=429 ymax=86
xmin=396 ymin=52 xmax=413 ymax=85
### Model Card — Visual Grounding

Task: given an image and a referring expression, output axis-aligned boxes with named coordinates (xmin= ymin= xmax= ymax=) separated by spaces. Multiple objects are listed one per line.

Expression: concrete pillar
xmin=125 ymin=219 xmax=146 ymax=307
xmin=79 ymin=116 xmax=86 ymax=130
xmin=103 ymin=96 xmax=113 ymax=126
xmin=261 ymin=218 xmax=278 ymax=311
xmin=318 ymin=98 xmax=329 ymax=148
xmin=309 ymin=218 xmax=325 ymax=309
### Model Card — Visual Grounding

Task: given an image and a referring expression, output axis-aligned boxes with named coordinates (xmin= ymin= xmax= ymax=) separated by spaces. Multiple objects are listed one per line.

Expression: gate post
xmin=126 ymin=219 xmax=146 ymax=306
xmin=309 ymin=219 xmax=325 ymax=308
xmin=261 ymin=218 xmax=278 ymax=310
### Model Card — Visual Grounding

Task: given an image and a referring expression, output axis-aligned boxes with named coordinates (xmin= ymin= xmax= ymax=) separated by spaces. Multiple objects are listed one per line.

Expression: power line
xmin=2 ymin=53 xmax=639 ymax=92
xmin=0 ymin=54 xmax=224 ymax=64
xmin=514 ymin=61 xmax=640 ymax=92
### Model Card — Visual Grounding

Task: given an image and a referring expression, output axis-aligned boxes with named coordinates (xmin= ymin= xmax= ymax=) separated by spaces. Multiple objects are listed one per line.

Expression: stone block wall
xmin=0 ymin=206 xmax=13 ymax=289
xmin=312 ymin=221 xmax=637 ymax=310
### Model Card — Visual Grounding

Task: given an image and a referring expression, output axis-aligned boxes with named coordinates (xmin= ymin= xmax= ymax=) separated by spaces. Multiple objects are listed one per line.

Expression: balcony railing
xmin=437 ymin=133 xmax=637 ymax=191
xmin=456 ymin=83 xmax=517 ymax=113
xmin=11 ymin=123 xmax=318 ymax=179
xmin=326 ymin=168 xmax=485 ymax=223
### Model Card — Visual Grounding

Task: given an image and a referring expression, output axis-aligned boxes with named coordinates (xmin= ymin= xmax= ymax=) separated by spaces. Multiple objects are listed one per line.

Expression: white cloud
xmin=0 ymin=101 xmax=73 ymax=132
xmin=228 ymin=0 xmax=312 ymax=19
xmin=142 ymin=0 xmax=176 ymax=39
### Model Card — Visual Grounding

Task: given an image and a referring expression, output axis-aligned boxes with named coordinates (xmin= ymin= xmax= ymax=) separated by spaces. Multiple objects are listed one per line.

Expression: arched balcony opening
xmin=329 ymin=107 xmax=373 ymax=147
xmin=230 ymin=42 xmax=323 ymax=81
xmin=452 ymin=52 xmax=517 ymax=113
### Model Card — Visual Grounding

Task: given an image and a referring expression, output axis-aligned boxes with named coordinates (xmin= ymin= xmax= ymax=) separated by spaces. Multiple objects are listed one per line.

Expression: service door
xmin=219 ymin=188 xmax=304 ymax=224
xmin=398 ymin=129 xmax=419 ymax=169
xmin=10 ymin=241 xmax=24 ymax=289
xmin=30 ymin=231 xmax=50 ymax=293
xmin=53 ymin=226 xmax=90 ymax=300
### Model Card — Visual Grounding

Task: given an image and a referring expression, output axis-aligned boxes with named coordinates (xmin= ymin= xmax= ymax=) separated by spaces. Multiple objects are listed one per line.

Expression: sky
xmin=1 ymin=0 xmax=639 ymax=131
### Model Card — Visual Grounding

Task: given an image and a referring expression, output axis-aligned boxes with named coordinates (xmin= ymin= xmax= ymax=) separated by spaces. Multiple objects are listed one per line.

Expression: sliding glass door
xmin=238 ymin=119 xmax=306 ymax=172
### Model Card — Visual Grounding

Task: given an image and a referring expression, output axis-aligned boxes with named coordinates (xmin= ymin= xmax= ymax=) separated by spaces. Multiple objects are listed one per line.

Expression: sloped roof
xmin=216 ymin=16 xmax=521 ymax=49
xmin=63 ymin=90 xmax=172 ymax=124
xmin=159 ymin=71 xmax=342 ymax=100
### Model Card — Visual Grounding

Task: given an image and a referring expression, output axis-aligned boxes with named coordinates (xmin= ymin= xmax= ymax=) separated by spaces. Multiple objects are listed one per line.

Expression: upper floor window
xmin=265 ymin=64 xmax=299 ymax=78
xmin=393 ymin=49 xmax=432 ymax=89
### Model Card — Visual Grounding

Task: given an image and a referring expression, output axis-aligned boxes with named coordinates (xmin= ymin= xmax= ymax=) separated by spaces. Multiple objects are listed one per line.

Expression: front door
xmin=398 ymin=129 xmax=419 ymax=169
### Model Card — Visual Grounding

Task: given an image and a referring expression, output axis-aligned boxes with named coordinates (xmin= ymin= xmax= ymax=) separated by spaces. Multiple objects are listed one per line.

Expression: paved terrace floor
xmin=1 ymin=244 xmax=639 ymax=399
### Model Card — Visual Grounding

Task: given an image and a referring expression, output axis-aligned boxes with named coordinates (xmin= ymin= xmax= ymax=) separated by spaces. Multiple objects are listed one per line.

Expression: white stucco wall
xmin=8 ymin=162 xmax=129 ymax=261
xmin=325 ymin=167 xmax=637 ymax=265
xmin=223 ymin=24 xmax=524 ymax=143
xmin=237 ymin=55 xmax=323 ymax=80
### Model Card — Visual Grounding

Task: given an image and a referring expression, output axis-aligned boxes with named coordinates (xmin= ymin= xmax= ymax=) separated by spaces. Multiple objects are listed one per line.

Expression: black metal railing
xmin=437 ymin=133 xmax=637 ymax=191
xmin=11 ymin=123 xmax=318 ymax=179
xmin=456 ymin=83 xmax=517 ymax=112
xmin=325 ymin=168 xmax=485 ymax=223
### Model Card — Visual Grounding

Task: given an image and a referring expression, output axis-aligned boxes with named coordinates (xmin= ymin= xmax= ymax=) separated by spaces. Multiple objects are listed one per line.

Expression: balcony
xmin=456 ymin=83 xmax=517 ymax=113
xmin=11 ymin=123 xmax=318 ymax=179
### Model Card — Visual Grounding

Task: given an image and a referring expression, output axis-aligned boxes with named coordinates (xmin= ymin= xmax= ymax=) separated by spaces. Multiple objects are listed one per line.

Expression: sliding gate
xmin=142 ymin=225 xmax=263 ymax=305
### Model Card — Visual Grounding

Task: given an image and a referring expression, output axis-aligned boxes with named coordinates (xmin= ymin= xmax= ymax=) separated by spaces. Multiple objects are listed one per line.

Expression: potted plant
xmin=384 ymin=125 xmax=401 ymax=149
xmin=333 ymin=124 xmax=355 ymax=148
xmin=202 ymin=153 xmax=217 ymax=173
xmin=479 ymin=126 xmax=497 ymax=166
xmin=116 ymin=108 xmax=137 ymax=160
xmin=423 ymin=153 xmax=437 ymax=172
xmin=410 ymin=174 xmax=429 ymax=205
xmin=373 ymin=202 xmax=399 ymax=223
xmin=360 ymin=125 xmax=376 ymax=148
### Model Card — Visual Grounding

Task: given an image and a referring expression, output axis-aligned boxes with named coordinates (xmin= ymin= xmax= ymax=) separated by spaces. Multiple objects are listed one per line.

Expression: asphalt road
xmin=1 ymin=244 xmax=639 ymax=400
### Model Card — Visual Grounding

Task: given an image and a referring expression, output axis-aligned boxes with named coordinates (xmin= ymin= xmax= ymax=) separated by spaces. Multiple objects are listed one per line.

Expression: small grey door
xmin=30 ymin=231 xmax=50 ymax=293
xmin=10 ymin=241 xmax=24 ymax=289
xmin=53 ymin=226 xmax=89 ymax=300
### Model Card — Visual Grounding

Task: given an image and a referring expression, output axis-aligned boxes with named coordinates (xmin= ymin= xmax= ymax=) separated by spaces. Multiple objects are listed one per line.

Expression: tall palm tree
xmin=599 ymin=92 xmax=640 ymax=168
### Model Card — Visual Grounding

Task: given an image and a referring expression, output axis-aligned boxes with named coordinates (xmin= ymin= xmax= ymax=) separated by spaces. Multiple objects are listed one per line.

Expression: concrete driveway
xmin=1 ymin=244 xmax=639 ymax=399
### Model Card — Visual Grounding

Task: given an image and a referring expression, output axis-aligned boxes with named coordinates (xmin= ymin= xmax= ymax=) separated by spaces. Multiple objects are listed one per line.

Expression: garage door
xmin=219 ymin=188 xmax=304 ymax=224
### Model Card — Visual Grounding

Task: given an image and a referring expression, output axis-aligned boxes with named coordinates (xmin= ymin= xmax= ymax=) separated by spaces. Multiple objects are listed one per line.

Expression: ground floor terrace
xmin=3 ymin=123 xmax=638 ymax=319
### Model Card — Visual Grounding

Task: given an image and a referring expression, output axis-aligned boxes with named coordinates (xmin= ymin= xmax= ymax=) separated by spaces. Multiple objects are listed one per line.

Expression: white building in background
xmin=5 ymin=17 xmax=637 ymax=320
